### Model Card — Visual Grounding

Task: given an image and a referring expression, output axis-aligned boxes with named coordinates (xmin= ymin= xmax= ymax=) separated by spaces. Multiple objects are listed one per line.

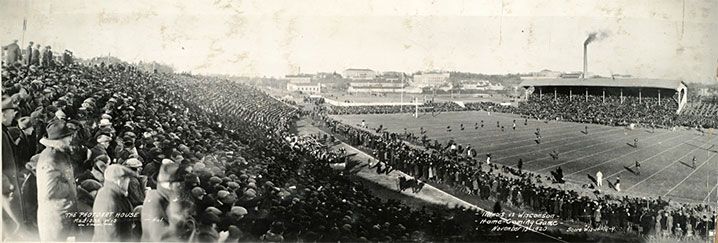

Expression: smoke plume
xmin=584 ymin=31 xmax=609 ymax=46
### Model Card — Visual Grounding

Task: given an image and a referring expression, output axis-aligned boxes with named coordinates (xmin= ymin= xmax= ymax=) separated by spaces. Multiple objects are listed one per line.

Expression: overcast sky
xmin=1 ymin=0 xmax=716 ymax=83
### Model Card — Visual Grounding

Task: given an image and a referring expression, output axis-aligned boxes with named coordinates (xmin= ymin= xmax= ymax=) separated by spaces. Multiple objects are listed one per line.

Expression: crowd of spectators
xmin=464 ymin=102 xmax=520 ymax=114
xmin=2 ymin=45 xmax=583 ymax=242
xmin=322 ymin=93 xmax=717 ymax=129
xmin=328 ymin=105 xmax=422 ymax=115
xmin=679 ymin=102 xmax=718 ymax=129
xmin=516 ymin=95 xmax=679 ymax=128
xmin=326 ymin=101 xmax=468 ymax=115
xmin=311 ymin=112 xmax=716 ymax=241
xmin=3 ymin=39 xmax=715 ymax=242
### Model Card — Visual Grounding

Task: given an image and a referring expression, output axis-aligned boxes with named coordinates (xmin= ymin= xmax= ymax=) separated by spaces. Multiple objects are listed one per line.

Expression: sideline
xmin=296 ymin=118 xmax=568 ymax=243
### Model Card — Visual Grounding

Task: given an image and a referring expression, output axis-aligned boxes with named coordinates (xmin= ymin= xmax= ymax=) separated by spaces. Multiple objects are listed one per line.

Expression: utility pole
xmin=415 ymin=101 xmax=419 ymax=118
xmin=401 ymin=76 xmax=404 ymax=112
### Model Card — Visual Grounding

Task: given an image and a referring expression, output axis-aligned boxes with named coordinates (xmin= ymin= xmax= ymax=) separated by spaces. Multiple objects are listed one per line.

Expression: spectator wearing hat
xmin=92 ymin=165 xmax=136 ymax=242
xmin=195 ymin=212 xmax=221 ymax=242
xmin=98 ymin=118 xmax=112 ymax=128
xmin=117 ymin=132 xmax=140 ymax=163
xmin=225 ymin=225 xmax=244 ymax=242
xmin=2 ymin=95 xmax=26 ymax=238
xmin=20 ymin=155 xmax=39 ymax=232
xmin=31 ymin=44 xmax=41 ymax=66
xmin=24 ymin=41 xmax=33 ymax=66
xmin=123 ymin=158 xmax=146 ymax=207
xmin=62 ymin=50 xmax=73 ymax=65
xmin=36 ymin=119 xmax=79 ymax=241
xmin=8 ymin=117 xmax=37 ymax=167
xmin=260 ymin=221 xmax=285 ymax=242
xmin=90 ymin=133 xmax=112 ymax=164
xmin=77 ymin=159 xmax=107 ymax=185
xmin=220 ymin=206 xmax=247 ymax=231
xmin=3 ymin=40 xmax=21 ymax=64
xmin=141 ymin=162 xmax=191 ymax=241
xmin=41 ymin=46 xmax=53 ymax=67
xmin=191 ymin=187 xmax=213 ymax=212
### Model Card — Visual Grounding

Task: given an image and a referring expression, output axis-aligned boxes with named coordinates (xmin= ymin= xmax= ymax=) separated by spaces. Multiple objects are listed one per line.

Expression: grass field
xmin=331 ymin=110 xmax=718 ymax=204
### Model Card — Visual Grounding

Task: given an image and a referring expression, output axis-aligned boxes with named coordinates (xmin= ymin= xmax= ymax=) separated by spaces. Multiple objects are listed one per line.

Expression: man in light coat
xmin=141 ymin=162 xmax=191 ymax=241
xmin=92 ymin=164 xmax=135 ymax=242
xmin=36 ymin=119 xmax=79 ymax=241
xmin=3 ymin=40 xmax=21 ymax=64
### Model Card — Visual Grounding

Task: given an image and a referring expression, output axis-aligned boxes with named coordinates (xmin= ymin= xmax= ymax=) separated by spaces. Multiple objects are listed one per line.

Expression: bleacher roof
xmin=520 ymin=78 xmax=686 ymax=90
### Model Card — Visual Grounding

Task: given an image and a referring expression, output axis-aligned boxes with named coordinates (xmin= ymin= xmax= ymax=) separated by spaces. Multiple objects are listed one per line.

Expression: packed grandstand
xmin=1 ymin=50 xmax=575 ymax=242
xmin=324 ymin=89 xmax=717 ymax=129
xmin=1 ymin=44 xmax=716 ymax=243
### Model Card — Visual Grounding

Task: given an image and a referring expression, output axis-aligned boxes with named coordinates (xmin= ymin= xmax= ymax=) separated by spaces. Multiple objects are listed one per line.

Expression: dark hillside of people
xmin=2 ymin=57 xmax=606 ymax=242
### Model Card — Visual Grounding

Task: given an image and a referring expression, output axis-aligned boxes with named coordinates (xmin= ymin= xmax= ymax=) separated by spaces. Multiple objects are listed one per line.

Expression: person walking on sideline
xmin=596 ymin=171 xmax=603 ymax=187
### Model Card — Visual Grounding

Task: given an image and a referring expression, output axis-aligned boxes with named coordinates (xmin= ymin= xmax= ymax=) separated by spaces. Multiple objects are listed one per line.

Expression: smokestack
xmin=583 ymin=44 xmax=587 ymax=79
xmin=582 ymin=32 xmax=607 ymax=79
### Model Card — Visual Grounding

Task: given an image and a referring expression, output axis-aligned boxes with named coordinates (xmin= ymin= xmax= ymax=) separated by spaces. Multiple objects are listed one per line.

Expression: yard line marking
xmin=604 ymin=137 xmax=703 ymax=180
xmin=357 ymin=111 xmax=586 ymax=139
xmin=521 ymin=130 xmax=636 ymax=166
xmin=426 ymin=121 xmax=587 ymax=143
xmin=623 ymin=142 xmax=711 ymax=191
xmin=536 ymin=131 xmax=673 ymax=172
xmin=488 ymin=126 xmax=618 ymax=153
xmin=498 ymin=129 xmax=628 ymax=162
xmin=703 ymin=182 xmax=718 ymax=203
xmin=664 ymin=153 xmax=718 ymax=197
xmin=566 ymin=134 xmax=700 ymax=176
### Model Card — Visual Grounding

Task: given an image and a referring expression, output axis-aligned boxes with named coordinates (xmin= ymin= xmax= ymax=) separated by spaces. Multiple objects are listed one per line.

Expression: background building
xmin=287 ymin=82 xmax=321 ymax=94
xmin=343 ymin=68 xmax=376 ymax=80
xmin=459 ymin=80 xmax=505 ymax=91
xmin=520 ymin=69 xmax=562 ymax=80
xmin=286 ymin=74 xmax=313 ymax=84
xmin=413 ymin=72 xmax=450 ymax=88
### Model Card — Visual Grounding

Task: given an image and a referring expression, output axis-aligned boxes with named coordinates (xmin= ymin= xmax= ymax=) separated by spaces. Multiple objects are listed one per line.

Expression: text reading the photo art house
xmin=64 ymin=212 xmax=140 ymax=227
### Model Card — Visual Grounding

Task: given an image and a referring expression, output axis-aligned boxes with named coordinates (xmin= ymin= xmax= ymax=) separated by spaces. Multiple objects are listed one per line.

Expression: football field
xmin=331 ymin=110 xmax=718 ymax=204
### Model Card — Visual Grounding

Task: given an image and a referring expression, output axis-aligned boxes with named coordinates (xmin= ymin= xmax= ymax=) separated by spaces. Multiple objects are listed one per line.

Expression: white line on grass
xmin=663 ymin=153 xmax=718 ymax=197
xmin=704 ymin=182 xmax=718 ymax=203
xmin=445 ymin=122 xmax=587 ymax=142
xmin=497 ymin=129 xmax=630 ymax=163
xmin=566 ymin=134 xmax=701 ymax=177
xmin=622 ymin=142 xmax=711 ymax=191
xmin=535 ymin=131 xmax=673 ymax=172
xmin=484 ymin=125 xmax=617 ymax=152
xmin=520 ymin=130 xmax=638 ymax=166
